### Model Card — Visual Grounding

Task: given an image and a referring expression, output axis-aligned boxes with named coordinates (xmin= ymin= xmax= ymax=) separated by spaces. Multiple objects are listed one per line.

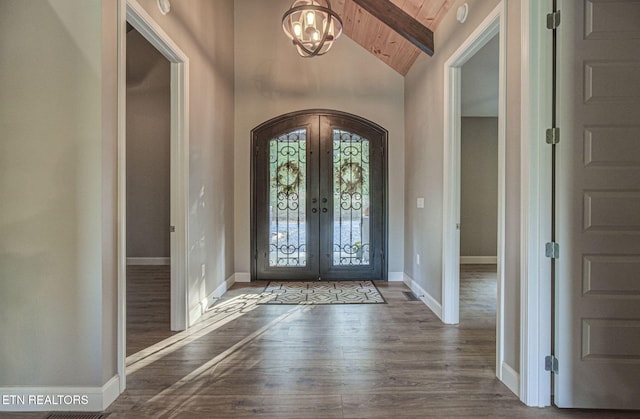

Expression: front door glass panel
xmin=269 ymin=129 xmax=307 ymax=267
xmin=333 ymin=129 xmax=370 ymax=266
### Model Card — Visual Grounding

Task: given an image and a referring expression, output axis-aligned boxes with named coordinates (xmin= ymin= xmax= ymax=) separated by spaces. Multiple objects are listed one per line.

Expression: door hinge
xmin=169 ymin=225 xmax=176 ymax=233
xmin=546 ymin=10 xmax=561 ymax=30
xmin=545 ymin=355 xmax=559 ymax=374
xmin=545 ymin=242 xmax=560 ymax=259
xmin=546 ymin=127 xmax=560 ymax=145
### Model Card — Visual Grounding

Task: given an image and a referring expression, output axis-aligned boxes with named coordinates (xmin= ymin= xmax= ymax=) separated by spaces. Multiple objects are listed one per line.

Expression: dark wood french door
xmin=252 ymin=110 xmax=387 ymax=281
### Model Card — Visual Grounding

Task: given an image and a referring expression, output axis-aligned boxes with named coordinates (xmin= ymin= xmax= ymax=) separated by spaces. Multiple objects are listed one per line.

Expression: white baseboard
xmin=403 ymin=273 xmax=443 ymax=320
xmin=460 ymin=256 xmax=497 ymax=264
xmin=189 ymin=274 xmax=237 ymax=326
xmin=501 ymin=361 xmax=520 ymax=397
xmin=0 ymin=375 xmax=121 ymax=412
xmin=126 ymin=257 xmax=170 ymax=265
xmin=204 ymin=274 xmax=236 ymax=310
xmin=101 ymin=375 xmax=121 ymax=410
xmin=234 ymin=272 xmax=251 ymax=282
xmin=388 ymin=271 xmax=404 ymax=282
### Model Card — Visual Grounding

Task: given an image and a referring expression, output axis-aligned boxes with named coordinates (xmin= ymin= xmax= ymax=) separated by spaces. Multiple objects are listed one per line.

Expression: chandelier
xmin=282 ymin=0 xmax=343 ymax=57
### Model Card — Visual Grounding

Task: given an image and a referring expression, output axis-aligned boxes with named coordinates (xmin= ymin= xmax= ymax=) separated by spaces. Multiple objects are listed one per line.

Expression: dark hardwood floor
xmin=107 ymin=265 xmax=635 ymax=418
xmin=3 ymin=266 xmax=637 ymax=418
xmin=126 ymin=265 xmax=177 ymax=356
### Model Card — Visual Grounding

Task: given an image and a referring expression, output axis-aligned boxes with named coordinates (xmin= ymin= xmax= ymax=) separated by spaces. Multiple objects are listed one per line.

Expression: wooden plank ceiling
xmin=332 ymin=0 xmax=453 ymax=75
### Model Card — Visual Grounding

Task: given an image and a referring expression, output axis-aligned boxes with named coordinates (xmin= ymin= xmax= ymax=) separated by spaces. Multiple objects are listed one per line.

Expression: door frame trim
xmin=441 ymin=0 xmax=508 ymax=390
xmin=519 ymin=0 xmax=553 ymax=408
xmin=117 ymin=0 xmax=190 ymax=393
xmin=250 ymin=109 xmax=388 ymax=281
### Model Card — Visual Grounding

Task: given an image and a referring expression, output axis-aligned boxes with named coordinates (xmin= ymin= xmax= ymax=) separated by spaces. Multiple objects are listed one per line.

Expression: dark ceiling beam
xmin=351 ymin=0 xmax=435 ymax=56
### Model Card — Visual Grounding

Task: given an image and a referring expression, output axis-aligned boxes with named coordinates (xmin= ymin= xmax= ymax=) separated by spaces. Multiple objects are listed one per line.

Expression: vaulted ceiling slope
xmin=333 ymin=0 xmax=453 ymax=75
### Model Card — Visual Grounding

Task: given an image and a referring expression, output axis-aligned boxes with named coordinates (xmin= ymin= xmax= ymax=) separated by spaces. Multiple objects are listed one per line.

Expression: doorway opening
xmin=117 ymin=0 xmax=190 ymax=392
xmin=459 ymin=33 xmax=500 ymax=381
xmin=441 ymin=2 xmax=510 ymax=393
xmin=251 ymin=110 xmax=388 ymax=281
xmin=459 ymin=36 xmax=499 ymax=269
xmin=125 ymin=24 xmax=173 ymax=356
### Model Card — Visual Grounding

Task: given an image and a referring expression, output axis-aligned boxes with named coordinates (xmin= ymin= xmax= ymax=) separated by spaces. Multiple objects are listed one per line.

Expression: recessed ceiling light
xmin=456 ymin=3 xmax=469 ymax=24
xmin=157 ymin=0 xmax=171 ymax=15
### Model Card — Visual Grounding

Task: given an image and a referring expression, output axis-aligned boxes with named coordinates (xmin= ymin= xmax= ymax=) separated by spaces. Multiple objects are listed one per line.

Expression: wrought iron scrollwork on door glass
xmin=333 ymin=129 xmax=370 ymax=266
xmin=269 ymin=130 xmax=307 ymax=267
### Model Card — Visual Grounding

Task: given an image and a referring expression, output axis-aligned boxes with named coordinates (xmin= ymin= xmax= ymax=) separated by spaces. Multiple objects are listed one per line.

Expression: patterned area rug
xmin=259 ymin=281 xmax=386 ymax=305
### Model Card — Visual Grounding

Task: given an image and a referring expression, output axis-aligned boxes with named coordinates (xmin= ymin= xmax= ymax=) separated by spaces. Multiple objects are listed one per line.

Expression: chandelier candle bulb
xmin=293 ymin=22 xmax=302 ymax=37
xmin=306 ymin=11 xmax=315 ymax=26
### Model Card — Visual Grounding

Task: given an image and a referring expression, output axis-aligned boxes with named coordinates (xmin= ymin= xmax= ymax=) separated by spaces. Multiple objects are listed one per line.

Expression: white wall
xmin=0 ymin=0 xmax=114 ymax=389
xmin=234 ymin=0 xmax=405 ymax=277
xmin=404 ymin=0 xmax=521 ymax=371
xmin=461 ymin=35 xmax=500 ymax=117
xmin=461 ymin=117 xmax=498 ymax=257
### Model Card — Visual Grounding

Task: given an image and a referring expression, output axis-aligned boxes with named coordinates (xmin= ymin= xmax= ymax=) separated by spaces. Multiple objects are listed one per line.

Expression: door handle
xmin=322 ymin=198 xmax=328 ymax=203
xmin=322 ymin=208 xmax=328 ymax=213
xmin=312 ymin=208 xmax=318 ymax=213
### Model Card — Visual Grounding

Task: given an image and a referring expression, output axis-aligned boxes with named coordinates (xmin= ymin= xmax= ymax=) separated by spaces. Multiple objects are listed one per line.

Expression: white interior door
xmin=555 ymin=0 xmax=640 ymax=409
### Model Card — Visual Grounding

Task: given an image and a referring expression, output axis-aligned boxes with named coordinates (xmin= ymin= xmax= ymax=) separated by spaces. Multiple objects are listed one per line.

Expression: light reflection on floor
xmin=126 ymin=291 xmax=277 ymax=375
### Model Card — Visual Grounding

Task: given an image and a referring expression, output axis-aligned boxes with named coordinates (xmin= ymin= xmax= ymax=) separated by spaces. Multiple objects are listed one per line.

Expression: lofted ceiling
xmin=332 ymin=0 xmax=453 ymax=75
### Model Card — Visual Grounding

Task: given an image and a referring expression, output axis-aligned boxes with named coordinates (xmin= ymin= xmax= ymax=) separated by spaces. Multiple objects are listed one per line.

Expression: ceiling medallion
xmin=282 ymin=0 xmax=343 ymax=57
